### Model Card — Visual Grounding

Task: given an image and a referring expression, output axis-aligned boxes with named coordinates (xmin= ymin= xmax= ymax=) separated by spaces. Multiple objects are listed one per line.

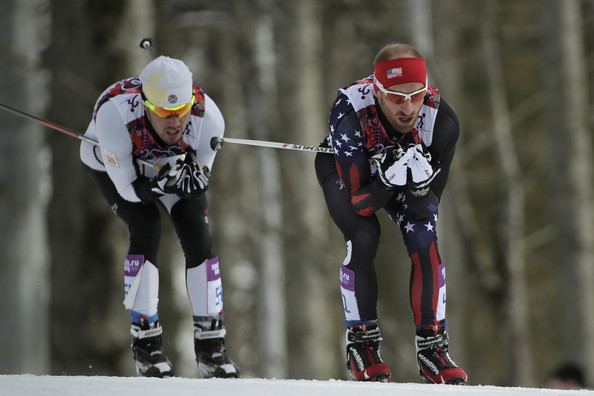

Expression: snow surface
xmin=1 ymin=375 xmax=592 ymax=396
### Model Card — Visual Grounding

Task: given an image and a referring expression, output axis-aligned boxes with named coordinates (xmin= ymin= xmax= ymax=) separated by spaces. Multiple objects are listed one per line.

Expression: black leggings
xmin=315 ymin=153 xmax=446 ymax=330
xmin=87 ymin=167 xmax=213 ymax=269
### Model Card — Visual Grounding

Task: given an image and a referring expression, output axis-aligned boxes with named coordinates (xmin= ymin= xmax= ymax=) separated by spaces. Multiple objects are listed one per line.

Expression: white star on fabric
xmin=340 ymin=133 xmax=350 ymax=142
xmin=433 ymin=214 xmax=438 ymax=222
xmin=344 ymin=151 xmax=353 ymax=157
xmin=337 ymin=112 xmax=345 ymax=119
xmin=424 ymin=222 xmax=434 ymax=232
xmin=396 ymin=192 xmax=406 ymax=203
xmin=404 ymin=222 xmax=415 ymax=233
xmin=355 ymin=130 xmax=362 ymax=138
xmin=397 ymin=214 xmax=405 ymax=225
xmin=330 ymin=124 xmax=335 ymax=133
xmin=349 ymin=145 xmax=358 ymax=151
xmin=336 ymin=98 xmax=343 ymax=105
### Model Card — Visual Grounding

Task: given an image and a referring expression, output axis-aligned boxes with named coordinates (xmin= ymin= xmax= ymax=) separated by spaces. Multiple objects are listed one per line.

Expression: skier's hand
xmin=407 ymin=144 xmax=440 ymax=197
xmin=150 ymin=163 xmax=178 ymax=196
xmin=372 ymin=145 xmax=413 ymax=190
xmin=170 ymin=155 xmax=208 ymax=199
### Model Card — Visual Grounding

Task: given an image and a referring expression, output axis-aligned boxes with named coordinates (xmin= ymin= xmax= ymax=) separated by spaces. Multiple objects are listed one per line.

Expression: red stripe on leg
xmin=410 ymin=251 xmax=423 ymax=326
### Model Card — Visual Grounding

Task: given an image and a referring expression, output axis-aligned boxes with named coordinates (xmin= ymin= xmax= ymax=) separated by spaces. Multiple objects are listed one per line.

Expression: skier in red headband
xmin=315 ymin=43 xmax=467 ymax=384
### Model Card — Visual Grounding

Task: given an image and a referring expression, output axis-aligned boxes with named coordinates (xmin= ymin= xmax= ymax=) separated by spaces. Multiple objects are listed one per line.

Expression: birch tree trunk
xmin=481 ymin=1 xmax=532 ymax=386
xmin=251 ymin=0 xmax=288 ymax=378
xmin=0 ymin=0 xmax=50 ymax=374
xmin=542 ymin=0 xmax=594 ymax=384
xmin=406 ymin=0 xmax=433 ymax=56
xmin=214 ymin=38 xmax=257 ymax=374
xmin=284 ymin=0 xmax=338 ymax=379
xmin=207 ymin=0 xmax=264 ymax=378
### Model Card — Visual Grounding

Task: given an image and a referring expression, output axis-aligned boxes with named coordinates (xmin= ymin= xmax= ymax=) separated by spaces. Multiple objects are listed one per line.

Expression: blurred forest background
xmin=0 ymin=0 xmax=593 ymax=388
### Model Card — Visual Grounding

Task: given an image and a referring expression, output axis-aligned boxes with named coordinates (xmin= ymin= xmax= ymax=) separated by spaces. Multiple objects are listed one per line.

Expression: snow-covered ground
xmin=1 ymin=375 xmax=592 ymax=396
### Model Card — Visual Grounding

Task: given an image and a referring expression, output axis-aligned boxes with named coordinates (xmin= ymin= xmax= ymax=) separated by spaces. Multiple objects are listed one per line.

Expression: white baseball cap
xmin=140 ymin=56 xmax=193 ymax=109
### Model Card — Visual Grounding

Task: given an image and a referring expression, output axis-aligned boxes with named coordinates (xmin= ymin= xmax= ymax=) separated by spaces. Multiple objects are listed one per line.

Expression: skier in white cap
xmin=80 ymin=55 xmax=239 ymax=378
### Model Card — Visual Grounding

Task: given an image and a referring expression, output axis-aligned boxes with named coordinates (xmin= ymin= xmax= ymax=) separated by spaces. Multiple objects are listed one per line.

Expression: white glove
xmin=407 ymin=144 xmax=440 ymax=197
xmin=408 ymin=144 xmax=433 ymax=183
xmin=373 ymin=146 xmax=414 ymax=189
xmin=385 ymin=149 xmax=414 ymax=186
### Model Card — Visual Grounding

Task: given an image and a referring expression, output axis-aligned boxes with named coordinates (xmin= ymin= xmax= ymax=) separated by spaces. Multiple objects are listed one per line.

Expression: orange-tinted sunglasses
xmin=144 ymin=94 xmax=195 ymax=118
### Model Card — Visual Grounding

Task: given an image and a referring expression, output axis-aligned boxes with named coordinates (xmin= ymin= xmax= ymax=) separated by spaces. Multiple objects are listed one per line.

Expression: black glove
xmin=170 ymin=155 xmax=208 ymax=198
xmin=406 ymin=189 xmax=439 ymax=220
xmin=132 ymin=163 xmax=177 ymax=203
xmin=151 ymin=163 xmax=179 ymax=195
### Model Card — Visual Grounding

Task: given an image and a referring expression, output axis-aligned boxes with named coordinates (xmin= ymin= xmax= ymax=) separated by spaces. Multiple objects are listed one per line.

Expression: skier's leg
xmin=389 ymin=191 xmax=444 ymax=331
xmin=390 ymin=191 xmax=467 ymax=384
xmin=315 ymin=154 xmax=391 ymax=382
xmin=316 ymin=156 xmax=380 ymax=323
xmin=87 ymin=168 xmax=172 ymax=377
xmin=169 ymin=196 xmax=239 ymax=378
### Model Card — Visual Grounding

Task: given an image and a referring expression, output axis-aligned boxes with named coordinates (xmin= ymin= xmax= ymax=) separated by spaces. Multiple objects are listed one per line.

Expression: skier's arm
xmin=330 ymin=101 xmax=394 ymax=217
xmin=428 ymin=99 xmax=460 ymax=200
xmin=95 ymin=100 xmax=143 ymax=203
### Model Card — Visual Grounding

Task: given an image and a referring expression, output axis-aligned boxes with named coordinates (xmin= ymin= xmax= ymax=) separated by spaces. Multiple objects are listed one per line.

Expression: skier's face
xmin=376 ymin=81 xmax=425 ymax=134
xmin=145 ymin=105 xmax=191 ymax=145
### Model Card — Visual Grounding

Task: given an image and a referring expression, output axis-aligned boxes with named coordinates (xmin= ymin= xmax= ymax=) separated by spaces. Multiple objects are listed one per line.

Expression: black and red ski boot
xmin=415 ymin=327 xmax=467 ymax=384
xmin=345 ymin=323 xmax=392 ymax=382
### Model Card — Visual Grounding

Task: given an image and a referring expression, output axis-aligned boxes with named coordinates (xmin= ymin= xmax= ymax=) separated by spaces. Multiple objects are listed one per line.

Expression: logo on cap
xmin=167 ymin=94 xmax=178 ymax=104
xmin=386 ymin=67 xmax=403 ymax=79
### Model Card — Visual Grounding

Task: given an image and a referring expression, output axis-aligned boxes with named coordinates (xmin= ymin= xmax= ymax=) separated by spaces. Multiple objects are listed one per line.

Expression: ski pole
xmin=0 ymin=102 xmax=156 ymax=169
xmin=210 ymin=136 xmax=334 ymax=154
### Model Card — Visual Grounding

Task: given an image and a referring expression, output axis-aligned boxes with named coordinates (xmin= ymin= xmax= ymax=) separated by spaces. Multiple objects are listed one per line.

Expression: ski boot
xmin=416 ymin=327 xmax=467 ymax=384
xmin=194 ymin=319 xmax=240 ymax=378
xmin=131 ymin=320 xmax=173 ymax=378
xmin=346 ymin=323 xmax=392 ymax=382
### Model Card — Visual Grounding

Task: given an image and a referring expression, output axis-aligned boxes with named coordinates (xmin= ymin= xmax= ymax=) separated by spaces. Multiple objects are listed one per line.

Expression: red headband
xmin=374 ymin=57 xmax=427 ymax=89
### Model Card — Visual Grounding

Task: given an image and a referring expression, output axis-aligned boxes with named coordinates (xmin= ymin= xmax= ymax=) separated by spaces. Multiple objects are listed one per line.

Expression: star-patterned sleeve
xmin=329 ymin=93 xmax=394 ymax=217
